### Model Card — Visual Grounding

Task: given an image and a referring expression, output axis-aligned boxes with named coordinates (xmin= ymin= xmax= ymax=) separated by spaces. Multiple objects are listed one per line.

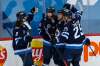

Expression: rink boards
xmin=0 ymin=35 xmax=100 ymax=66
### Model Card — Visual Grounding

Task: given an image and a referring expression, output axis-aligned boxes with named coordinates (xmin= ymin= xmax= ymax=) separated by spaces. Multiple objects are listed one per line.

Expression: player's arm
xmin=27 ymin=7 xmax=38 ymax=22
xmin=38 ymin=17 xmax=47 ymax=36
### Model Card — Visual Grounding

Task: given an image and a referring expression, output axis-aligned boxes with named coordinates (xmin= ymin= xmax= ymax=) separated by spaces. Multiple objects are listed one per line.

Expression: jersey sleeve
xmin=27 ymin=12 xmax=34 ymax=22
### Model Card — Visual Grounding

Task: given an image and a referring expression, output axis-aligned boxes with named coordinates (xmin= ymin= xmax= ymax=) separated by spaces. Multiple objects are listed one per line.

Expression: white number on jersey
xmin=55 ymin=28 xmax=69 ymax=43
xmin=73 ymin=23 xmax=83 ymax=39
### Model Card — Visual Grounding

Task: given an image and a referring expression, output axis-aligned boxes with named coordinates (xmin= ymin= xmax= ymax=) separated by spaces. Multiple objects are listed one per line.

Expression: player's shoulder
xmin=75 ymin=11 xmax=81 ymax=18
xmin=23 ymin=22 xmax=32 ymax=30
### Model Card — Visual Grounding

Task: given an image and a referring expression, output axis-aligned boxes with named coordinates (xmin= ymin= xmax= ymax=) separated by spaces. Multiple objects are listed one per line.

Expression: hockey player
xmin=62 ymin=4 xmax=90 ymax=66
xmin=55 ymin=9 xmax=70 ymax=66
xmin=13 ymin=7 xmax=38 ymax=66
xmin=39 ymin=7 xmax=60 ymax=66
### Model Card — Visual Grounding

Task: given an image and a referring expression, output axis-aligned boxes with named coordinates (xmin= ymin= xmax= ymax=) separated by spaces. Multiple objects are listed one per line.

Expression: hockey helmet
xmin=63 ymin=9 xmax=72 ymax=16
xmin=16 ymin=11 xmax=26 ymax=19
xmin=47 ymin=6 xmax=55 ymax=13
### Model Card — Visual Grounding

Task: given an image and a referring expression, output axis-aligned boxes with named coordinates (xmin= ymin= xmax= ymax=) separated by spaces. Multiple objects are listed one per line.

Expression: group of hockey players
xmin=12 ymin=3 xmax=90 ymax=66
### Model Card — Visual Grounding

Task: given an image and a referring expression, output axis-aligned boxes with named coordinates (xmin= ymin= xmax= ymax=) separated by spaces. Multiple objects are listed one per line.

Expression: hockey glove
xmin=83 ymin=38 xmax=90 ymax=46
xmin=31 ymin=7 xmax=38 ymax=14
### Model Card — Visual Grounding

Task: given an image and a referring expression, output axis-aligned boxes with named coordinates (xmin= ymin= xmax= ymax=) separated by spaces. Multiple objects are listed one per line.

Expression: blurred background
xmin=0 ymin=0 xmax=100 ymax=38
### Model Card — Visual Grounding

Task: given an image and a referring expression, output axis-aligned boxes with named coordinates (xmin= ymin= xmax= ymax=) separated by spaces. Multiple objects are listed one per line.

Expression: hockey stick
xmin=84 ymin=0 xmax=96 ymax=56
xmin=77 ymin=0 xmax=89 ymax=13
xmin=89 ymin=46 xmax=96 ymax=56
xmin=2 ymin=23 xmax=13 ymax=37
xmin=34 ymin=0 xmax=38 ymax=7
xmin=78 ymin=0 xmax=96 ymax=56
xmin=77 ymin=1 xmax=84 ymax=15
xmin=43 ymin=0 xmax=46 ymax=16
xmin=83 ymin=38 xmax=96 ymax=56
xmin=5 ymin=28 xmax=13 ymax=37
xmin=42 ymin=0 xmax=52 ymax=40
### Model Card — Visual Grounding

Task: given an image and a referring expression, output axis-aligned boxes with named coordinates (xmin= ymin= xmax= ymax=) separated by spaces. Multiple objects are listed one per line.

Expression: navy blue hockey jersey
xmin=55 ymin=20 xmax=69 ymax=43
xmin=13 ymin=22 xmax=32 ymax=50
xmin=67 ymin=12 xmax=85 ymax=44
xmin=39 ymin=15 xmax=58 ymax=42
xmin=56 ymin=12 xmax=85 ymax=44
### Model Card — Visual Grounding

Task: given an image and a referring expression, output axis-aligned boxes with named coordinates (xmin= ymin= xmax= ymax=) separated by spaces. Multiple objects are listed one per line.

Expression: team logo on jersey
xmin=0 ymin=45 xmax=7 ymax=66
